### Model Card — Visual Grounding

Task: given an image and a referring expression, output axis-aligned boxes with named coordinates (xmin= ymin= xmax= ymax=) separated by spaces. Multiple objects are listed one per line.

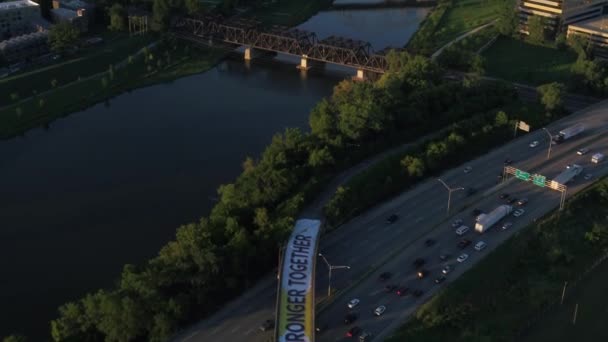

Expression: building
xmin=519 ymin=0 xmax=608 ymax=34
xmin=0 ymin=0 xmax=41 ymax=39
xmin=50 ymin=7 xmax=88 ymax=32
xmin=0 ymin=29 xmax=48 ymax=62
xmin=567 ymin=15 xmax=608 ymax=57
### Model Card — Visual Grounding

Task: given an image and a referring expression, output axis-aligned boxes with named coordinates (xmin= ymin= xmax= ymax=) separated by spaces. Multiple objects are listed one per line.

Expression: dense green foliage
xmin=436 ymin=26 xmax=497 ymax=72
xmin=537 ymin=82 xmax=565 ymax=113
xmin=527 ymin=16 xmax=546 ymax=45
xmin=48 ymin=22 xmax=80 ymax=53
xmin=388 ymin=178 xmax=608 ymax=342
xmin=108 ymin=4 xmax=126 ymax=32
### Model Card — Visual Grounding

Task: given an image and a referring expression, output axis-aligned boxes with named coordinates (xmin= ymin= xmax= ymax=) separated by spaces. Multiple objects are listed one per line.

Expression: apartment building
xmin=567 ymin=16 xmax=608 ymax=57
xmin=519 ymin=0 xmax=608 ymax=34
xmin=0 ymin=0 xmax=40 ymax=39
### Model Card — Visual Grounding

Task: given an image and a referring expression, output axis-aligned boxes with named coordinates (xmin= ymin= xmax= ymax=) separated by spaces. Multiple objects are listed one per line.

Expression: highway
xmin=172 ymin=100 xmax=608 ymax=342
xmin=315 ymin=102 xmax=608 ymax=341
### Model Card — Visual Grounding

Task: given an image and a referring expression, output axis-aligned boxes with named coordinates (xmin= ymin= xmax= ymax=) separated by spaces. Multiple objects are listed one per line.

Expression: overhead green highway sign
xmin=515 ymin=169 xmax=530 ymax=181
xmin=533 ymin=174 xmax=546 ymax=187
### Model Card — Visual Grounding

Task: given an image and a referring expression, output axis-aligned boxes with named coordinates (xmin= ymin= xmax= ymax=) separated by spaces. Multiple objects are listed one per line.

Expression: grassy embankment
xmin=386 ymin=177 xmax=608 ymax=342
xmin=408 ymin=0 xmax=503 ymax=54
xmin=0 ymin=42 xmax=225 ymax=138
xmin=247 ymin=0 xmax=333 ymax=27
xmin=483 ymin=35 xmax=578 ymax=85
xmin=0 ymin=33 xmax=155 ymax=106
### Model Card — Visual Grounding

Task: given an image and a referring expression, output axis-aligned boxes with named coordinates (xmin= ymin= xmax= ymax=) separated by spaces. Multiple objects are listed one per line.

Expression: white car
xmin=513 ymin=209 xmax=525 ymax=217
xmin=374 ymin=305 xmax=387 ymax=316
xmin=457 ymin=253 xmax=469 ymax=263
xmin=577 ymin=148 xmax=589 ymax=155
xmin=529 ymin=141 xmax=539 ymax=148
xmin=455 ymin=225 xmax=470 ymax=236
xmin=474 ymin=241 xmax=487 ymax=251
xmin=347 ymin=298 xmax=360 ymax=309
xmin=442 ymin=265 xmax=451 ymax=274
xmin=463 ymin=166 xmax=473 ymax=173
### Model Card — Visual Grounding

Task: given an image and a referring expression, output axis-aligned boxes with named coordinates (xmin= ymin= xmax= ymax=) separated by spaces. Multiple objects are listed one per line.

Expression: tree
xmin=308 ymin=147 xmax=334 ymax=168
xmin=108 ymin=4 xmax=126 ymax=31
xmin=51 ymin=79 xmax=58 ymax=88
xmin=527 ymin=16 xmax=545 ymax=44
xmin=185 ymin=0 xmax=202 ymax=14
xmin=2 ymin=335 xmax=27 ymax=342
xmin=309 ymin=99 xmax=336 ymax=141
xmin=153 ymin=0 xmax=171 ymax=31
xmin=495 ymin=110 xmax=509 ymax=126
xmin=400 ymin=155 xmax=425 ymax=177
xmin=108 ymin=64 xmax=115 ymax=80
xmin=584 ymin=223 xmax=608 ymax=246
xmin=101 ymin=76 xmax=108 ymax=89
xmin=10 ymin=92 xmax=19 ymax=101
xmin=496 ymin=0 xmax=517 ymax=36
xmin=537 ymin=82 xmax=565 ymax=112
xmin=48 ymin=22 xmax=79 ymax=53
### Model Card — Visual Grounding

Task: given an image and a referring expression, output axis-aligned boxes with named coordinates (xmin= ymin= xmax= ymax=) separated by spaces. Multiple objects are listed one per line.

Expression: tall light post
xmin=542 ymin=127 xmax=553 ymax=160
xmin=318 ymin=253 xmax=350 ymax=298
xmin=437 ymin=178 xmax=464 ymax=215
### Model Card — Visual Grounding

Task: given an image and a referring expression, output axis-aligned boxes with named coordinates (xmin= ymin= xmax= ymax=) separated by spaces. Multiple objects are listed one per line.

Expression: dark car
xmin=507 ymin=197 xmax=518 ymax=204
xmin=499 ymin=193 xmax=510 ymax=199
xmin=344 ymin=313 xmax=359 ymax=325
xmin=379 ymin=272 xmax=392 ymax=281
xmin=458 ymin=239 xmax=472 ymax=249
xmin=439 ymin=254 xmax=450 ymax=261
xmin=385 ymin=284 xmax=397 ymax=293
xmin=259 ymin=319 xmax=274 ymax=332
xmin=424 ymin=239 xmax=436 ymax=247
xmin=466 ymin=187 xmax=477 ymax=197
xmin=413 ymin=258 xmax=426 ymax=268
xmin=417 ymin=269 xmax=429 ymax=279
xmin=386 ymin=214 xmax=399 ymax=224
xmin=396 ymin=287 xmax=409 ymax=296
xmin=346 ymin=326 xmax=362 ymax=338
xmin=316 ymin=323 xmax=328 ymax=334
xmin=434 ymin=276 xmax=447 ymax=284
xmin=504 ymin=158 xmax=513 ymax=165
xmin=412 ymin=289 xmax=424 ymax=297
xmin=471 ymin=208 xmax=483 ymax=217
xmin=517 ymin=198 xmax=529 ymax=206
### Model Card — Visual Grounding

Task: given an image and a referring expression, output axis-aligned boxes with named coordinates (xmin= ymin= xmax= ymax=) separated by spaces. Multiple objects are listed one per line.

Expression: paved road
xmin=431 ymin=20 xmax=497 ymax=61
xmin=315 ymin=100 xmax=608 ymax=342
xmin=172 ymin=97 xmax=608 ymax=342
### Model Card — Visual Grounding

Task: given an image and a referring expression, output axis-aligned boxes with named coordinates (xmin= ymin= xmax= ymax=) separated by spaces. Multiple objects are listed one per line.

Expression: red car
xmin=346 ymin=326 xmax=362 ymax=338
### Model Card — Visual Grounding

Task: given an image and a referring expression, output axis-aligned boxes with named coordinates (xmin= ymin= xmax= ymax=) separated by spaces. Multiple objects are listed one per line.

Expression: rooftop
xmin=51 ymin=7 xmax=78 ymax=20
xmin=0 ymin=0 xmax=39 ymax=10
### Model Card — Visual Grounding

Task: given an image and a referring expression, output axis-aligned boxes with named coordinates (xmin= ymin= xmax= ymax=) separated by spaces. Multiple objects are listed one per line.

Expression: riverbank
xmin=0 ymin=41 xmax=226 ymax=139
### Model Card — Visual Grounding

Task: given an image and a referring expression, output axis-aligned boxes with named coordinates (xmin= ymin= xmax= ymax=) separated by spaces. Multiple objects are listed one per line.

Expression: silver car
xmin=374 ymin=305 xmax=387 ymax=316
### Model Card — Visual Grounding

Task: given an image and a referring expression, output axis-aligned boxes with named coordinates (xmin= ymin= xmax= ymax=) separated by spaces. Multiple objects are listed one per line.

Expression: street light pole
xmin=318 ymin=253 xmax=350 ymax=298
xmin=437 ymin=178 xmax=464 ymax=215
xmin=542 ymin=128 xmax=553 ymax=160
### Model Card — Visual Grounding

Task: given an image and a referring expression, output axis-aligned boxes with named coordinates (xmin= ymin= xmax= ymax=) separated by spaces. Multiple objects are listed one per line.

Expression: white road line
xmin=244 ymin=328 xmax=254 ymax=335
xmin=210 ymin=326 xmax=222 ymax=335
xmin=230 ymin=325 xmax=241 ymax=334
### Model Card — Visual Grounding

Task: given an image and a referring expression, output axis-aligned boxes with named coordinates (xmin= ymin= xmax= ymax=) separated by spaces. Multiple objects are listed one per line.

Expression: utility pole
xmin=318 ymin=253 xmax=350 ymax=298
xmin=542 ymin=127 xmax=553 ymax=160
xmin=560 ymin=281 xmax=568 ymax=305
xmin=437 ymin=178 xmax=464 ymax=215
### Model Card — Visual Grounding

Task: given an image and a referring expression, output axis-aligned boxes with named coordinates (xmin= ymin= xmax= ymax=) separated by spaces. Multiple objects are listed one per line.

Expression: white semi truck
xmin=552 ymin=124 xmax=585 ymax=144
xmin=550 ymin=164 xmax=583 ymax=189
xmin=475 ymin=205 xmax=513 ymax=233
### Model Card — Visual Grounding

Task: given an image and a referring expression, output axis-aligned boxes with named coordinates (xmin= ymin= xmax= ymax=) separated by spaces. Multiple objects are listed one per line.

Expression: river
xmin=0 ymin=5 xmax=429 ymax=339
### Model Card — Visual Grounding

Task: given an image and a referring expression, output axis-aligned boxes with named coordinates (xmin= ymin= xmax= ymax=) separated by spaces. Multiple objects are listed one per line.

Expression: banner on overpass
xmin=276 ymin=219 xmax=322 ymax=342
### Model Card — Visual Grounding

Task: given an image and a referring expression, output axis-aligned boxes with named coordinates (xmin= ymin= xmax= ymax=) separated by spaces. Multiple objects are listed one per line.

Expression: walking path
xmin=431 ymin=19 xmax=498 ymax=60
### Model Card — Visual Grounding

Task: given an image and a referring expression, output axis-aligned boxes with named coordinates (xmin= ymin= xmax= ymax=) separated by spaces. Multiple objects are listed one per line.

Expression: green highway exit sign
xmin=533 ymin=175 xmax=546 ymax=187
xmin=515 ymin=169 xmax=530 ymax=181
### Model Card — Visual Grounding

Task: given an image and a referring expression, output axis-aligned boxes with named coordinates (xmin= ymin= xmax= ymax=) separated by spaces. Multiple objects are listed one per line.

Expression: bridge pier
xmin=353 ymin=69 xmax=368 ymax=81
xmin=296 ymin=55 xmax=311 ymax=71
xmin=244 ymin=47 xmax=253 ymax=61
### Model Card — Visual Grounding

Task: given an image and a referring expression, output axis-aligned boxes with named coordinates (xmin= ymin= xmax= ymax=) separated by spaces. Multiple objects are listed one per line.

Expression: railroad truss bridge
xmin=173 ymin=15 xmax=397 ymax=79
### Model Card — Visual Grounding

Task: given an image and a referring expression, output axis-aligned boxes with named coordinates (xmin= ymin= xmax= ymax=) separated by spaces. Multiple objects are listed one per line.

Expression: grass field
xmin=483 ymin=36 xmax=578 ymax=85
xmin=433 ymin=0 xmax=502 ymax=47
xmin=522 ymin=260 xmax=608 ymax=342
xmin=0 ymin=34 xmax=156 ymax=106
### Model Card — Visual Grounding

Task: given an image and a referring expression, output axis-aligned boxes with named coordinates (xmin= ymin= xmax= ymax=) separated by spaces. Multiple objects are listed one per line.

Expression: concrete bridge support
xmin=244 ymin=47 xmax=253 ymax=61
xmin=296 ymin=55 xmax=311 ymax=70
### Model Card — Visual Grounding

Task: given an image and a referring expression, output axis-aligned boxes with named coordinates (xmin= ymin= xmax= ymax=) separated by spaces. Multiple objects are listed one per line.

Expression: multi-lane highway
xmin=172 ymin=99 xmax=608 ymax=342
